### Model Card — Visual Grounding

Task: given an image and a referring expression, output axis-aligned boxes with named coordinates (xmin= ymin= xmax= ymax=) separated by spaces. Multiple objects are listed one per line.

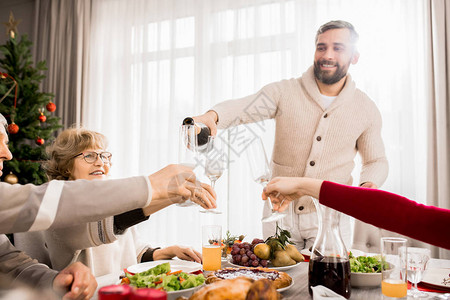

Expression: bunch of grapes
xmin=230 ymin=238 xmax=268 ymax=268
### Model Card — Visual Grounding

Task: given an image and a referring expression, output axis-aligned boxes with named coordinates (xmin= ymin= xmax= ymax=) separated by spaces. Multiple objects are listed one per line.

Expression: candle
xmin=98 ymin=284 xmax=132 ymax=300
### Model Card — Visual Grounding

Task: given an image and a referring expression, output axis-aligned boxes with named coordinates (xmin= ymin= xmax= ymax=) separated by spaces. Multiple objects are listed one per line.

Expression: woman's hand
xmin=153 ymin=246 xmax=202 ymax=263
xmin=262 ymin=177 xmax=323 ymax=212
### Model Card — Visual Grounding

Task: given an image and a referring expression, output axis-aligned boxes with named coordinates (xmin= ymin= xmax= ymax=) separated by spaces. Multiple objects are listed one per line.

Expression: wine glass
xmin=177 ymin=124 xmax=199 ymax=207
xmin=245 ymin=137 xmax=286 ymax=223
xmin=200 ymin=136 xmax=226 ymax=214
xmin=407 ymin=247 xmax=431 ymax=298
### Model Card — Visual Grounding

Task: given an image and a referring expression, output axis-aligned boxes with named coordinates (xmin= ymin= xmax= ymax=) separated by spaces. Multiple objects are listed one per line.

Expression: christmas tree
xmin=0 ymin=12 xmax=62 ymax=185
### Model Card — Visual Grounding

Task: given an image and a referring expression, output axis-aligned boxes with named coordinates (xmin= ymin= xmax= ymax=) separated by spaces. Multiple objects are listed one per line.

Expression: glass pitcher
xmin=308 ymin=199 xmax=351 ymax=299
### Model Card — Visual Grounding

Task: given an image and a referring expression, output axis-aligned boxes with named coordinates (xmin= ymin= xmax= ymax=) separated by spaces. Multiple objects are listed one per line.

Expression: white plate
xmin=127 ymin=259 xmax=202 ymax=274
xmin=227 ymin=258 xmax=301 ymax=271
xmin=421 ymin=268 xmax=450 ymax=291
xmin=124 ymin=260 xmax=204 ymax=300
xmin=277 ymin=278 xmax=294 ymax=292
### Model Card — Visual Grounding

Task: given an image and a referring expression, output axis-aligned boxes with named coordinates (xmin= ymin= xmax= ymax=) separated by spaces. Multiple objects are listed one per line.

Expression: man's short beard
xmin=314 ymin=60 xmax=348 ymax=85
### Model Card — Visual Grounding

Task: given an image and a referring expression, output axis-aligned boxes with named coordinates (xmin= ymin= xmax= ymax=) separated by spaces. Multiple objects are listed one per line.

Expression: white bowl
xmin=351 ymin=272 xmax=382 ymax=287
xmin=165 ymin=284 xmax=204 ymax=300
xmin=123 ymin=260 xmax=204 ymax=300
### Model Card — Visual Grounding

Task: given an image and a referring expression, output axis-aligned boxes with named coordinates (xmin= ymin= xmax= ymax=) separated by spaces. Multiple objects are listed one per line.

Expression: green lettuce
xmin=125 ymin=263 xmax=205 ymax=291
xmin=349 ymin=252 xmax=388 ymax=273
xmin=180 ymin=274 xmax=205 ymax=289
xmin=140 ymin=262 xmax=171 ymax=276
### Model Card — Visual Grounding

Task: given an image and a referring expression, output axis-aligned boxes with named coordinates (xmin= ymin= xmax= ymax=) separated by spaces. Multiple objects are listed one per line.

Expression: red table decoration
xmin=130 ymin=288 xmax=167 ymax=300
xmin=98 ymin=284 xmax=132 ymax=300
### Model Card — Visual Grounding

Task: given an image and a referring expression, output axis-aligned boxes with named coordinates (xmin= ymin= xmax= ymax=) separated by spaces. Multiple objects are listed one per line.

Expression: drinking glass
xmin=202 ymin=225 xmax=222 ymax=271
xmin=381 ymin=237 xmax=408 ymax=299
xmin=407 ymin=247 xmax=431 ymax=298
xmin=201 ymin=136 xmax=226 ymax=214
xmin=245 ymin=137 xmax=286 ymax=223
xmin=177 ymin=124 xmax=199 ymax=207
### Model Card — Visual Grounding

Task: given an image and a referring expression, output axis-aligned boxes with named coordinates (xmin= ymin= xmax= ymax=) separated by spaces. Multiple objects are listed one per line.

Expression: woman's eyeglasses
xmin=73 ymin=151 xmax=112 ymax=164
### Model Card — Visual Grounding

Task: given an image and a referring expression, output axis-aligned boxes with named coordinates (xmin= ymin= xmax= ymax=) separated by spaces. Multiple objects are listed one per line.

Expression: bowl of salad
xmin=349 ymin=251 xmax=387 ymax=288
xmin=120 ymin=261 xmax=205 ymax=300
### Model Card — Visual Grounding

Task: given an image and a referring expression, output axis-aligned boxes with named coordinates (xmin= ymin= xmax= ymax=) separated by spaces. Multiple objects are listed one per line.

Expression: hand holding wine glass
xmin=245 ymin=137 xmax=286 ymax=223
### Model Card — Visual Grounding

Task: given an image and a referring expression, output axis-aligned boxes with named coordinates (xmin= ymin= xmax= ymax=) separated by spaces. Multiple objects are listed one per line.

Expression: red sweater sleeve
xmin=319 ymin=181 xmax=450 ymax=250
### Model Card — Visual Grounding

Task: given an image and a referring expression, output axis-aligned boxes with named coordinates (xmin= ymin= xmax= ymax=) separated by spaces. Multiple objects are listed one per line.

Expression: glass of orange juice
xmin=202 ymin=225 xmax=222 ymax=271
xmin=381 ymin=237 xmax=408 ymax=299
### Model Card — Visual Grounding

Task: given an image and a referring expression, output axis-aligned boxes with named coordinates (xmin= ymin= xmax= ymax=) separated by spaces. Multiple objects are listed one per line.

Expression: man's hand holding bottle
xmin=192 ymin=110 xmax=219 ymax=136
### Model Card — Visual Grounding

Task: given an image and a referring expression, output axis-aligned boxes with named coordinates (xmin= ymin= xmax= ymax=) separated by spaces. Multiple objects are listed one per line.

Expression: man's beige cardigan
xmin=213 ymin=66 xmax=389 ymax=214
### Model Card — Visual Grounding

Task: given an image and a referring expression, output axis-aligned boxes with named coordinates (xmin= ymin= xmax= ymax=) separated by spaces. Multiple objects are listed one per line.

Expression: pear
xmin=271 ymin=250 xmax=296 ymax=267
xmin=286 ymin=244 xmax=304 ymax=262
xmin=254 ymin=243 xmax=271 ymax=260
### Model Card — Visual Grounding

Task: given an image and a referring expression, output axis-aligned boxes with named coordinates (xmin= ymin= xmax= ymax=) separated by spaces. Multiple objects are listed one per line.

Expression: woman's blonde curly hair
xmin=44 ymin=127 xmax=109 ymax=180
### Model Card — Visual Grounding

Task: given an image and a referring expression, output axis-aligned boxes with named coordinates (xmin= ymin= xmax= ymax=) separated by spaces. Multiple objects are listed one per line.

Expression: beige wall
xmin=0 ymin=0 xmax=35 ymax=48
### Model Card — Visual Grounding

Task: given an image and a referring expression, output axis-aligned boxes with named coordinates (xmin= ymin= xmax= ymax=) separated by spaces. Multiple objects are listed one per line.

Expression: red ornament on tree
xmin=7 ymin=122 xmax=19 ymax=134
xmin=46 ymin=101 xmax=56 ymax=112
xmin=38 ymin=113 xmax=46 ymax=123
xmin=36 ymin=137 xmax=44 ymax=145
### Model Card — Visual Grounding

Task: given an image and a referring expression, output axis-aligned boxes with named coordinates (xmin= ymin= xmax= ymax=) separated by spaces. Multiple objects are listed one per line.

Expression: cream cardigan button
xmin=309 ymin=161 xmax=315 ymax=166
xmin=323 ymin=113 xmax=328 ymax=118
xmin=316 ymin=136 xmax=321 ymax=141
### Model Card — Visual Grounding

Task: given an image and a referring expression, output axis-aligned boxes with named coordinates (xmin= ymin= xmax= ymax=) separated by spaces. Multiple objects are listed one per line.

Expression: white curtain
xmin=85 ymin=0 xmax=432 ymax=251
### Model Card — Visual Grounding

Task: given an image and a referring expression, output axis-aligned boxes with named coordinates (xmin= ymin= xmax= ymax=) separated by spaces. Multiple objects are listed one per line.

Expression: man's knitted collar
xmin=299 ymin=66 xmax=357 ymax=111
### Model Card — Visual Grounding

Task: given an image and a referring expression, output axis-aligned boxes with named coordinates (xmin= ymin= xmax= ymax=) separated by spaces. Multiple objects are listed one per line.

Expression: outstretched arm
xmin=0 ymin=176 xmax=150 ymax=234
xmin=319 ymin=181 xmax=450 ymax=250
xmin=192 ymin=82 xmax=281 ymax=134
xmin=1 ymin=164 xmax=216 ymax=234
xmin=263 ymin=177 xmax=450 ymax=250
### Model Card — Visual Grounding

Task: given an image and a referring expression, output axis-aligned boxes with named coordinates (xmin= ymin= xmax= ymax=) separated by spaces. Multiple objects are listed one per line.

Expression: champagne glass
xmin=407 ymin=247 xmax=431 ymax=298
xmin=200 ymin=136 xmax=225 ymax=214
xmin=202 ymin=225 xmax=222 ymax=271
xmin=245 ymin=137 xmax=286 ymax=223
xmin=177 ymin=124 xmax=199 ymax=207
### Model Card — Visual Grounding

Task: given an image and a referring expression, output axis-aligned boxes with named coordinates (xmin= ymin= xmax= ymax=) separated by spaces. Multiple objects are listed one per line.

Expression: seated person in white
xmin=16 ymin=128 xmax=202 ymax=277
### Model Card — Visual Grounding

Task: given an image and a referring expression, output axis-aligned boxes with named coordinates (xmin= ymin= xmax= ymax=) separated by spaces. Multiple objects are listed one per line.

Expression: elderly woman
xmin=27 ymin=127 xmax=203 ymax=277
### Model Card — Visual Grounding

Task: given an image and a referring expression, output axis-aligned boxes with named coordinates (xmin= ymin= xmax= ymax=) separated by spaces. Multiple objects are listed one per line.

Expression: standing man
xmin=193 ymin=20 xmax=388 ymax=250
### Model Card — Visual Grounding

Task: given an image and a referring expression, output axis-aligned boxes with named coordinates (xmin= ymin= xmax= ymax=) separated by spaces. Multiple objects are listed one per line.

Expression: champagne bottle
xmin=182 ymin=117 xmax=210 ymax=151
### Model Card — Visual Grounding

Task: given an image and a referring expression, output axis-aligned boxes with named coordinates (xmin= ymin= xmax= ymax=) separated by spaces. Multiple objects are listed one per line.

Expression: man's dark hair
xmin=315 ymin=20 xmax=359 ymax=46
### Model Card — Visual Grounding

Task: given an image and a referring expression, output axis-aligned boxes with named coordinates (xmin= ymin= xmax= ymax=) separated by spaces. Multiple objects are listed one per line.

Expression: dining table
xmin=269 ymin=258 xmax=450 ymax=300
xmin=94 ymin=257 xmax=450 ymax=300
